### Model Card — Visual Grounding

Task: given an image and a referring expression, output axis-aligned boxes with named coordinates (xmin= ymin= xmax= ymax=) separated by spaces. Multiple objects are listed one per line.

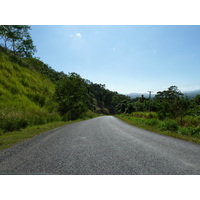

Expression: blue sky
xmin=30 ymin=25 xmax=200 ymax=94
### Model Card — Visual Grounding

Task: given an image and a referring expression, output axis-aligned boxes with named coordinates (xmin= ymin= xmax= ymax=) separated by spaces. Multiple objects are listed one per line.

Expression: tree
xmin=189 ymin=94 xmax=200 ymax=116
xmin=87 ymin=82 xmax=117 ymax=114
xmin=176 ymin=96 xmax=190 ymax=125
xmin=0 ymin=25 xmax=12 ymax=48
xmin=15 ymin=26 xmax=36 ymax=58
xmin=155 ymin=86 xmax=184 ymax=119
xmin=132 ymin=95 xmax=148 ymax=112
xmin=17 ymin=34 xmax=36 ymax=58
xmin=0 ymin=25 xmax=36 ymax=58
xmin=125 ymin=102 xmax=136 ymax=114
xmin=55 ymin=73 xmax=90 ymax=120
xmin=194 ymin=94 xmax=200 ymax=105
xmin=112 ymin=94 xmax=131 ymax=114
xmin=88 ymin=83 xmax=106 ymax=108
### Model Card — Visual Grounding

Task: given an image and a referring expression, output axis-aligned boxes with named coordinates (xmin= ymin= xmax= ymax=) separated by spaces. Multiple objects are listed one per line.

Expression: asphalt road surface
xmin=0 ymin=116 xmax=200 ymax=175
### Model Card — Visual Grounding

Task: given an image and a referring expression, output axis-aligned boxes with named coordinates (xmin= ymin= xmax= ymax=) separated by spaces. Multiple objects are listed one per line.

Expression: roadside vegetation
xmin=1 ymin=25 xmax=200 ymax=149
xmin=115 ymin=86 xmax=200 ymax=144
xmin=116 ymin=112 xmax=200 ymax=144
xmin=0 ymin=111 xmax=101 ymax=151
xmin=0 ymin=45 xmax=61 ymax=133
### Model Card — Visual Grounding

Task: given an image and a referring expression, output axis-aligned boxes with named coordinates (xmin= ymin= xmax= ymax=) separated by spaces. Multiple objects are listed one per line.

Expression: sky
xmin=30 ymin=25 xmax=200 ymax=94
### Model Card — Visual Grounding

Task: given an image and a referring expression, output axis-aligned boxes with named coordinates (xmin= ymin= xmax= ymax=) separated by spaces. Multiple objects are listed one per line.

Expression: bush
xmin=27 ymin=93 xmax=46 ymax=107
xmin=178 ymin=127 xmax=200 ymax=137
xmin=0 ymin=116 xmax=28 ymax=132
xmin=0 ymin=112 xmax=61 ymax=132
xmin=178 ymin=127 xmax=190 ymax=136
xmin=131 ymin=112 xmax=158 ymax=119
xmin=160 ymin=119 xmax=179 ymax=132
xmin=83 ymin=110 xmax=99 ymax=119
xmin=180 ymin=116 xmax=200 ymax=127
xmin=145 ymin=118 xmax=160 ymax=126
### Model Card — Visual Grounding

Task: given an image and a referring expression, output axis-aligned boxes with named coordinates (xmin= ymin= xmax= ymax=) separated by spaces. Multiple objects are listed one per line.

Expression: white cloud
xmin=75 ymin=33 xmax=82 ymax=38
xmin=69 ymin=33 xmax=82 ymax=39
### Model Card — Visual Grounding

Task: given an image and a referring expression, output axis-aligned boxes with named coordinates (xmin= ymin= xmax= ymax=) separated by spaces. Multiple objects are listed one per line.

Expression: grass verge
xmin=115 ymin=115 xmax=200 ymax=145
xmin=0 ymin=110 xmax=102 ymax=151
xmin=0 ymin=118 xmax=90 ymax=151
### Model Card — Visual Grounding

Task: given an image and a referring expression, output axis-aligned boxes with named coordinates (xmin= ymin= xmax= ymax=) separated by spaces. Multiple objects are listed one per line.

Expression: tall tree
xmin=112 ymin=94 xmax=131 ymax=114
xmin=0 ymin=25 xmax=36 ymax=58
xmin=155 ymin=86 xmax=184 ymax=119
xmin=15 ymin=26 xmax=36 ymax=58
xmin=55 ymin=73 xmax=90 ymax=120
xmin=0 ymin=25 xmax=12 ymax=48
xmin=9 ymin=25 xmax=23 ymax=56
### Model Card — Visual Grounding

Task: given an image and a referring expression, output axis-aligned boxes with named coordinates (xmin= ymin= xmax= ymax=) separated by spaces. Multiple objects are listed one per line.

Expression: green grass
xmin=116 ymin=113 xmax=200 ymax=144
xmin=81 ymin=110 xmax=103 ymax=119
xmin=0 ymin=46 xmax=59 ymax=132
xmin=0 ymin=110 xmax=102 ymax=151
xmin=0 ymin=117 xmax=92 ymax=151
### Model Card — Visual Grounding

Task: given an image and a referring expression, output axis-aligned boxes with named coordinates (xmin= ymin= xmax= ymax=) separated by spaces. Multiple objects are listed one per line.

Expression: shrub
xmin=0 ymin=111 xmax=61 ymax=132
xmin=181 ymin=116 xmax=200 ymax=127
xmin=131 ymin=112 xmax=158 ymax=119
xmin=188 ymin=127 xmax=200 ymax=137
xmin=83 ymin=110 xmax=99 ymax=119
xmin=178 ymin=127 xmax=200 ymax=137
xmin=145 ymin=118 xmax=160 ymax=126
xmin=160 ymin=119 xmax=179 ymax=132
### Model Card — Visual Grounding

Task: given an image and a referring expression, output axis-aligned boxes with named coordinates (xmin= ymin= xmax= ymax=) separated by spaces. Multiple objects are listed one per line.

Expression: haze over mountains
xmin=184 ymin=89 xmax=200 ymax=98
xmin=127 ymin=89 xmax=200 ymax=99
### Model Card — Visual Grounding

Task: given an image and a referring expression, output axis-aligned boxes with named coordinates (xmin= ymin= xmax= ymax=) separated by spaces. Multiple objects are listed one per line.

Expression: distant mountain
xmin=184 ymin=90 xmax=200 ymax=99
xmin=127 ymin=90 xmax=200 ymax=99
xmin=127 ymin=93 xmax=155 ymax=99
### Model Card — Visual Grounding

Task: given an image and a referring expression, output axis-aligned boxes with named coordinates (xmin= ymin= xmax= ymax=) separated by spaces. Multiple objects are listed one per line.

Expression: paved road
xmin=0 ymin=116 xmax=200 ymax=175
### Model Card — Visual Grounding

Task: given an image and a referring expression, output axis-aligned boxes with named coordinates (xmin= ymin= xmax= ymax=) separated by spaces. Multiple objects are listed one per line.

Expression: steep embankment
xmin=0 ymin=48 xmax=60 ymax=132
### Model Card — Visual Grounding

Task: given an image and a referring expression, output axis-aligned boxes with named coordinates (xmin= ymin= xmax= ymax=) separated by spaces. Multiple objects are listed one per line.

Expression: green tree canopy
xmin=55 ymin=73 xmax=90 ymax=120
xmin=0 ymin=25 xmax=36 ymax=58
xmin=155 ymin=86 xmax=186 ymax=119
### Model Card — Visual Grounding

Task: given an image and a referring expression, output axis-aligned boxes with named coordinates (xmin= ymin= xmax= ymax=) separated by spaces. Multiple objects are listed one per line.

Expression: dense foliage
xmin=0 ymin=25 xmax=36 ymax=58
xmin=55 ymin=73 xmax=90 ymax=120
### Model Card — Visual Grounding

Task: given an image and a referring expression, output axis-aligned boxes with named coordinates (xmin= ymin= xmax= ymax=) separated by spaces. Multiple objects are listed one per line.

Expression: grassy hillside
xmin=0 ymin=47 xmax=60 ymax=132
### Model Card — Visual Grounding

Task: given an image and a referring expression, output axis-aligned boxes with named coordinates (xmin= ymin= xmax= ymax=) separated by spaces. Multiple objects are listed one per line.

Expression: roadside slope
xmin=0 ymin=47 xmax=59 ymax=132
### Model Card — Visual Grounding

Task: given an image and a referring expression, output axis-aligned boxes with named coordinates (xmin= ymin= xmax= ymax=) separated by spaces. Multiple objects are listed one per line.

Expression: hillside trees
xmin=0 ymin=25 xmax=36 ymax=58
xmin=112 ymin=94 xmax=132 ymax=114
xmin=132 ymin=95 xmax=149 ymax=112
xmin=0 ymin=25 xmax=11 ymax=48
xmin=88 ymin=83 xmax=107 ymax=108
xmin=55 ymin=73 xmax=90 ymax=120
xmin=154 ymin=86 xmax=190 ymax=120
xmin=188 ymin=94 xmax=200 ymax=116
xmin=87 ymin=82 xmax=119 ymax=114
xmin=23 ymin=57 xmax=67 ymax=83
xmin=194 ymin=94 xmax=200 ymax=106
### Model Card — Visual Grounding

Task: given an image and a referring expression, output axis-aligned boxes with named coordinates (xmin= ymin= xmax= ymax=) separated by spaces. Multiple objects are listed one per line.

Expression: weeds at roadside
xmin=0 ymin=112 xmax=101 ymax=151
xmin=116 ymin=112 xmax=200 ymax=144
